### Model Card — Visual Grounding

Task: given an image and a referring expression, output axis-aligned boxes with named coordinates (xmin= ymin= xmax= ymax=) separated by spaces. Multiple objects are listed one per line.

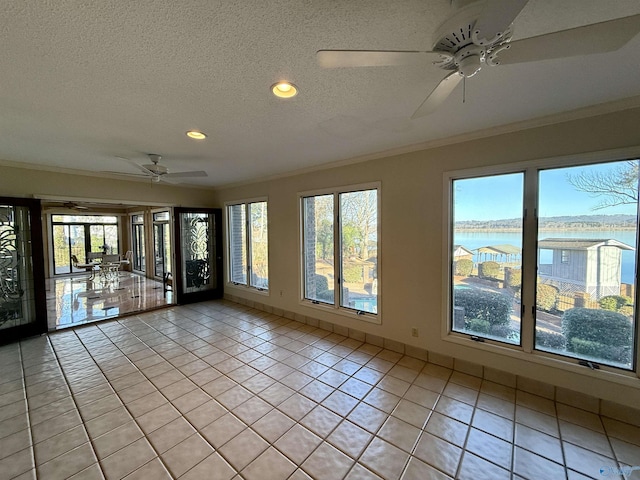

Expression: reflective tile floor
xmin=46 ymin=272 xmax=173 ymax=330
xmin=1 ymin=301 xmax=639 ymax=479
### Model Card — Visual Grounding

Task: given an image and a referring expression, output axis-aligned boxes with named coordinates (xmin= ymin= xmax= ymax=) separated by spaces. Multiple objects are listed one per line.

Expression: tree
xmin=340 ymin=190 xmax=377 ymax=260
xmin=566 ymin=160 xmax=639 ymax=210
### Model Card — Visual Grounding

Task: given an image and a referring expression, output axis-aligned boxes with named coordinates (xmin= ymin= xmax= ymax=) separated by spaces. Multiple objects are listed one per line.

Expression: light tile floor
xmin=46 ymin=272 xmax=173 ymax=330
xmin=1 ymin=300 xmax=639 ymax=480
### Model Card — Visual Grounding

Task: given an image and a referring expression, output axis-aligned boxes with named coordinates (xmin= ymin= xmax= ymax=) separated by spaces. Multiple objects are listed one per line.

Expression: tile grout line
xmin=17 ymin=340 xmax=37 ymax=480
xmin=44 ymin=333 xmax=111 ymax=479
xmin=33 ymin=299 xmax=639 ymax=480
xmin=126 ymin=307 xmax=387 ymax=480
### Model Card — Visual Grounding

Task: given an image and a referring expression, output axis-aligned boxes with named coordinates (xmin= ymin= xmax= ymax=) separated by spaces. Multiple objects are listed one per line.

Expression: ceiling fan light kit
xmin=317 ymin=0 xmax=640 ymax=118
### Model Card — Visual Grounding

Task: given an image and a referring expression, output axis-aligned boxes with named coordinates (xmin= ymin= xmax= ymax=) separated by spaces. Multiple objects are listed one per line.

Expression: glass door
xmin=173 ymin=208 xmax=222 ymax=304
xmin=0 ymin=197 xmax=46 ymax=344
xmin=131 ymin=214 xmax=145 ymax=272
xmin=153 ymin=211 xmax=171 ymax=278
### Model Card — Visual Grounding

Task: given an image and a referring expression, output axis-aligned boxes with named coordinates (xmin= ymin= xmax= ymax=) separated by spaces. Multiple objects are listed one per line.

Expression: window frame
xmin=225 ymin=197 xmax=269 ymax=294
xmin=298 ymin=182 xmax=381 ymax=324
xmin=443 ymin=147 xmax=640 ymax=381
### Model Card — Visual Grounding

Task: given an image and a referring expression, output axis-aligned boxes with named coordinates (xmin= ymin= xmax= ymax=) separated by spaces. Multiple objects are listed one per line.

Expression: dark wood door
xmin=173 ymin=208 xmax=223 ymax=304
xmin=0 ymin=197 xmax=47 ymax=344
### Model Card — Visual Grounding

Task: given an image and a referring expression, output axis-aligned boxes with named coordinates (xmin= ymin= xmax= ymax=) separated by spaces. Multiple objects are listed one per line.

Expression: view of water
xmin=455 ymin=230 xmax=637 ymax=285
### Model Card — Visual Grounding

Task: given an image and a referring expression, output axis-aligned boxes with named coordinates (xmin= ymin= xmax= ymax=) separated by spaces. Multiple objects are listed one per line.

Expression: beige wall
xmin=2 ymin=108 xmax=640 ymax=407
xmin=213 ymin=107 xmax=640 ymax=408
xmin=0 ymin=165 xmax=217 ymax=277
xmin=0 ymin=165 xmax=216 ymax=207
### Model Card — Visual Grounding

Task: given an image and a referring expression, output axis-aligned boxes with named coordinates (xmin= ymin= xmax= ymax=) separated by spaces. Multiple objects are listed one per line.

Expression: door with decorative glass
xmin=0 ymin=197 xmax=47 ymax=344
xmin=173 ymin=208 xmax=223 ymax=304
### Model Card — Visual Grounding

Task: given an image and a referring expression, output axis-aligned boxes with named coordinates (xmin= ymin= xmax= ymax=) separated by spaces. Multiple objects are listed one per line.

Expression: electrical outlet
xmin=411 ymin=328 xmax=419 ymax=337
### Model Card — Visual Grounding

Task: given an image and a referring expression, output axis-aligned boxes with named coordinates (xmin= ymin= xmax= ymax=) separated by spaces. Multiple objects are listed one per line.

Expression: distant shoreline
xmin=455 ymin=227 xmax=637 ymax=233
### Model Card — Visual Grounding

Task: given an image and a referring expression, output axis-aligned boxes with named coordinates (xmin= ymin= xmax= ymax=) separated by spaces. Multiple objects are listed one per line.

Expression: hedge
xmin=454 ymin=289 xmax=511 ymax=326
xmin=568 ymin=338 xmax=631 ymax=364
xmin=536 ymin=284 xmax=558 ymax=312
xmin=562 ymin=307 xmax=632 ymax=347
xmin=599 ymin=295 xmax=632 ymax=312
xmin=535 ymin=329 xmax=566 ymax=350
xmin=466 ymin=318 xmax=490 ymax=334
xmin=479 ymin=261 xmax=500 ymax=279
xmin=455 ymin=259 xmax=473 ymax=277
xmin=505 ymin=268 xmax=521 ymax=290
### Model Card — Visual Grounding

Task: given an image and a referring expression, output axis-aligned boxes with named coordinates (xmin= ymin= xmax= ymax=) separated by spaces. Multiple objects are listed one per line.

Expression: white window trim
xmin=298 ymin=182 xmax=381 ymax=324
xmin=443 ymin=146 xmax=640 ymax=383
xmin=224 ymin=197 xmax=269 ymax=295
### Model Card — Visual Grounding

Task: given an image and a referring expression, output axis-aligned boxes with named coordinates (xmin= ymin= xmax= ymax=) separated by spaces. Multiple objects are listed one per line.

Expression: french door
xmin=0 ymin=197 xmax=47 ymax=344
xmin=173 ymin=208 xmax=223 ymax=304
xmin=153 ymin=211 xmax=171 ymax=278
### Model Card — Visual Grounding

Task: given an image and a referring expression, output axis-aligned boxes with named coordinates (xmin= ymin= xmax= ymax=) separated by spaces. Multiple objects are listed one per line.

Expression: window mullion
xmin=334 ymin=193 xmax=341 ymax=308
xmin=521 ymin=167 xmax=539 ymax=353
xmin=245 ymin=203 xmax=251 ymax=287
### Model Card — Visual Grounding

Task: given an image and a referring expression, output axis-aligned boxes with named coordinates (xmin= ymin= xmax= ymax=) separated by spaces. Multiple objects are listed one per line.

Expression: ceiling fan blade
xmin=115 ymin=156 xmax=154 ymax=176
xmin=101 ymin=170 xmax=149 ymax=178
xmin=473 ymin=0 xmax=529 ymax=44
xmin=497 ymin=14 xmax=640 ymax=65
xmin=411 ymin=72 xmax=462 ymax=119
xmin=162 ymin=171 xmax=208 ymax=179
xmin=317 ymin=49 xmax=449 ymax=68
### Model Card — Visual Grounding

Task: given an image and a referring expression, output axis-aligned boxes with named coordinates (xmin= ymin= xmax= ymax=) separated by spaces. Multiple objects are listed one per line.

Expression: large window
xmin=51 ymin=215 xmax=119 ymax=275
xmin=302 ymin=185 xmax=379 ymax=319
xmin=448 ymin=158 xmax=638 ymax=372
xmin=227 ymin=200 xmax=268 ymax=290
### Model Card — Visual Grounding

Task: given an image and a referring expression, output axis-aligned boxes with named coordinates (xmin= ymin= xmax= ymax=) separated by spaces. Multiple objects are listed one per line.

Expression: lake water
xmin=454 ymin=230 xmax=637 ymax=285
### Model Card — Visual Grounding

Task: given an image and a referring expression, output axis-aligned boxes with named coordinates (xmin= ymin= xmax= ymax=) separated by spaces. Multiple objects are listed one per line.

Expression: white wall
xmin=213 ymin=107 xmax=640 ymax=408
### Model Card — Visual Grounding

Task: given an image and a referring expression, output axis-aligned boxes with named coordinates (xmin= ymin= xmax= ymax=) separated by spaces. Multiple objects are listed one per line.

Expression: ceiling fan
xmin=62 ymin=202 xmax=89 ymax=210
xmin=111 ymin=154 xmax=208 ymax=183
xmin=317 ymin=0 xmax=640 ymax=118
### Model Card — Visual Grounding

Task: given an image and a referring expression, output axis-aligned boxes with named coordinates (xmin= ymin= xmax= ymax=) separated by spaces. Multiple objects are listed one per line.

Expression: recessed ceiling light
xmin=186 ymin=130 xmax=207 ymax=140
xmin=271 ymin=82 xmax=298 ymax=99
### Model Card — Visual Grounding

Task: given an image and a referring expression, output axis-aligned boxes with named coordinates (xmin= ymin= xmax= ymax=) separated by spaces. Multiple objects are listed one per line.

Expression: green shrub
xmin=535 ymin=329 xmax=566 ymax=350
xmin=599 ymin=295 xmax=632 ymax=312
xmin=342 ymin=265 xmax=363 ymax=283
xmin=309 ymin=274 xmax=333 ymax=302
xmin=505 ymin=268 xmax=521 ymax=290
xmin=562 ymin=307 xmax=632 ymax=349
xmin=455 ymin=259 xmax=473 ymax=277
xmin=618 ymin=305 xmax=634 ymax=318
xmin=536 ymin=284 xmax=558 ymax=312
xmin=489 ymin=324 xmax=515 ymax=340
xmin=454 ymin=289 xmax=511 ymax=326
xmin=569 ymin=338 xmax=631 ymax=365
xmin=465 ymin=318 xmax=490 ymax=334
xmin=479 ymin=261 xmax=500 ymax=279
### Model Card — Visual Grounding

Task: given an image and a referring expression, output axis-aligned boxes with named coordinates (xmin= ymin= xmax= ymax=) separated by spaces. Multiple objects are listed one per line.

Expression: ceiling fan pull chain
xmin=463 ymin=75 xmax=466 ymax=104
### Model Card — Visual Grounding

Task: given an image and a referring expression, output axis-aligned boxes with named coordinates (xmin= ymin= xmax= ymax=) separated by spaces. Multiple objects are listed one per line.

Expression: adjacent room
xmin=41 ymin=201 xmax=176 ymax=330
xmin=1 ymin=1 xmax=640 ymax=479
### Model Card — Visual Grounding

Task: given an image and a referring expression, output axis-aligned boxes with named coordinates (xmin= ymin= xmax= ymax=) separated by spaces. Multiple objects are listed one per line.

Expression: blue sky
xmin=454 ymin=162 xmax=638 ymax=221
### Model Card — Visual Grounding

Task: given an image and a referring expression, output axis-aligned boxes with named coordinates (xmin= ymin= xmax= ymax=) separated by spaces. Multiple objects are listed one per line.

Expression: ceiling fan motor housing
xmin=143 ymin=163 xmax=168 ymax=175
xmin=431 ymin=1 xmax=512 ymax=75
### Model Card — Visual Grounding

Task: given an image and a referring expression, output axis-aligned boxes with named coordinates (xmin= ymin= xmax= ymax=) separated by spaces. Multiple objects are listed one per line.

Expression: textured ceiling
xmin=1 ymin=0 xmax=640 ymax=187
